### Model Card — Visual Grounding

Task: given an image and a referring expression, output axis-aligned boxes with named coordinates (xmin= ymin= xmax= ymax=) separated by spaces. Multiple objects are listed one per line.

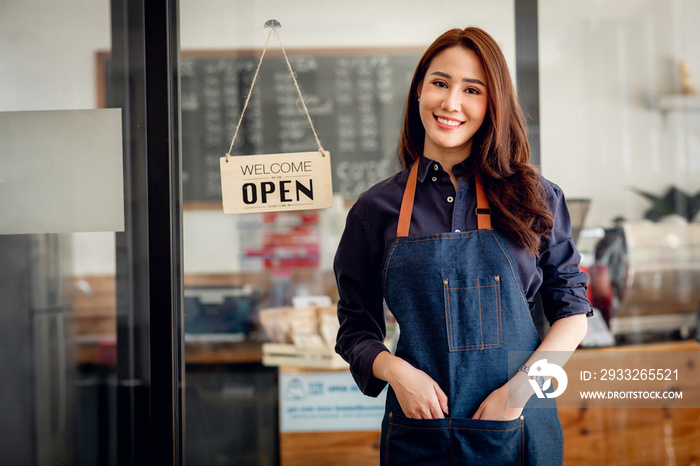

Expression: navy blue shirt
xmin=334 ymin=156 xmax=592 ymax=397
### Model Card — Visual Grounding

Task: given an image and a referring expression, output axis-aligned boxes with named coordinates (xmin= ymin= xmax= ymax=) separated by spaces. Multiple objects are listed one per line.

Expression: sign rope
xmin=225 ymin=20 xmax=326 ymax=162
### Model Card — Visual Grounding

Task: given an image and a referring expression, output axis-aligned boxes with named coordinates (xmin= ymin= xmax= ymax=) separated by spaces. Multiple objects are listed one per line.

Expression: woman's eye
xmin=465 ymin=87 xmax=481 ymax=94
xmin=433 ymin=81 xmax=448 ymax=88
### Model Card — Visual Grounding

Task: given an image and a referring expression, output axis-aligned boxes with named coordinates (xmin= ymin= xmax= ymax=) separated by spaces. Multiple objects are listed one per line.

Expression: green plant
xmin=629 ymin=186 xmax=700 ymax=222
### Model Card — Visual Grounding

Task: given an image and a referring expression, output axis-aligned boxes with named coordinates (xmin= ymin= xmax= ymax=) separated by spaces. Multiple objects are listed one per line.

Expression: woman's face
xmin=417 ymin=46 xmax=488 ymax=162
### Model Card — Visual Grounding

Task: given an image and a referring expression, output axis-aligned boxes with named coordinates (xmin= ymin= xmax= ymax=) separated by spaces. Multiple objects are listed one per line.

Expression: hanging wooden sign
xmin=220 ymin=150 xmax=332 ymax=214
xmin=219 ymin=20 xmax=333 ymax=214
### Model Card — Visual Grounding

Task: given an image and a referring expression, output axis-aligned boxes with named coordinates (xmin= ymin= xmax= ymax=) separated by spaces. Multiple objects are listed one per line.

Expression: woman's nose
xmin=442 ymin=89 xmax=461 ymax=112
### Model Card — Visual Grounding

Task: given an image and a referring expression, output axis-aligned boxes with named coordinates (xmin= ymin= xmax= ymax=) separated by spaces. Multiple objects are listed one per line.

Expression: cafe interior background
xmin=1 ymin=0 xmax=698 ymax=464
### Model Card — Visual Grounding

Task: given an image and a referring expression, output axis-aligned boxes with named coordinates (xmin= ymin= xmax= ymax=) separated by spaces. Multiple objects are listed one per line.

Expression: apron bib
xmin=379 ymin=158 xmax=563 ymax=465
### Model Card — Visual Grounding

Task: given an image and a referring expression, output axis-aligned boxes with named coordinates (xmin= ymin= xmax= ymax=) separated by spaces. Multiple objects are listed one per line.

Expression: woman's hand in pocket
xmin=373 ymin=351 xmax=449 ymax=419
xmin=472 ymin=383 xmax=523 ymax=421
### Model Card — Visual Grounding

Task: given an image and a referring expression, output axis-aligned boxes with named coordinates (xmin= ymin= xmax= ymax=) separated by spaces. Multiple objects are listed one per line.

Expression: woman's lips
xmin=435 ymin=115 xmax=464 ymax=129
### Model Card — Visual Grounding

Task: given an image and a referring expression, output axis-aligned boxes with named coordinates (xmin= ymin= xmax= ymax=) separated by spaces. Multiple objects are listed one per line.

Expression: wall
xmin=540 ymin=0 xmax=700 ymax=229
xmin=0 ymin=0 xmax=113 ymax=276
xmin=0 ymin=1 xmax=110 ymax=111
xmin=179 ymin=0 xmax=515 ymax=53
xmin=3 ymin=0 xmax=697 ymax=275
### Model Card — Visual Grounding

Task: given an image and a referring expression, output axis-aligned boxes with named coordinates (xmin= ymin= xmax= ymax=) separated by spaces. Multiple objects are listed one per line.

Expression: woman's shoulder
xmin=536 ymin=174 xmax=577 ymax=240
xmin=342 ymin=167 xmax=408 ymax=252
xmin=537 ymin=174 xmax=566 ymax=207
xmin=350 ymin=166 xmax=409 ymax=216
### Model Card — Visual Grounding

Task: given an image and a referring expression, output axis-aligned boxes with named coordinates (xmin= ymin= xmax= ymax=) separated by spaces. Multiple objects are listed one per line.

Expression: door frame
xmin=110 ymin=0 xmax=184 ymax=464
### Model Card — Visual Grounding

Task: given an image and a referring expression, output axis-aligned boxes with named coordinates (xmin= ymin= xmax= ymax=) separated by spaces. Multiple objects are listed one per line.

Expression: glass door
xmin=0 ymin=0 xmax=183 ymax=464
xmin=0 ymin=3 xmax=116 ymax=465
xmin=177 ymin=2 xmax=519 ymax=465
xmin=539 ymin=1 xmax=700 ymax=464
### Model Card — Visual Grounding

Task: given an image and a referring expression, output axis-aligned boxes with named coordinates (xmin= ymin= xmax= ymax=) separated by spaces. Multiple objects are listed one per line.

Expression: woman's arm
xmin=372 ymin=350 xmax=450 ymax=419
xmin=473 ymin=179 xmax=591 ymax=420
xmin=334 ymin=205 xmax=392 ymax=397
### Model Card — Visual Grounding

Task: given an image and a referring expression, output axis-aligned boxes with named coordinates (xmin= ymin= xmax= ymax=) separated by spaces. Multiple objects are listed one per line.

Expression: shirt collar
xmin=415 ymin=156 xmax=433 ymax=183
xmin=414 ymin=155 xmax=471 ymax=182
xmin=452 ymin=160 xmax=470 ymax=178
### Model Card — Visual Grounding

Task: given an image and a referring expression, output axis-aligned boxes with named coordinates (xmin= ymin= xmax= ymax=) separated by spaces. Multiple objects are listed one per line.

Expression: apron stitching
xmin=393 ymin=231 xmax=488 ymax=244
xmin=489 ymin=232 xmax=540 ymax=336
xmin=495 ymin=280 xmax=502 ymax=347
xmin=384 ymin=418 xmax=393 ymax=465
xmin=518 ymin=419 xmax=522 ymax=465
xmin=451 ymin=344 xmax=501 ymax=349
xmin=451 ymin=285 xmax=496 ymax=290
xmin=444 ymin=281 xmax=454 ymax=350
xmin=389 ymin=424 xmax=451 ymax=430
xmin=477 ymin=276 xmax=484 ymax=350
xmin=451 ymin=425 xmax=521 ymax=433
xmin=520 ymin=416 xmax=524 ymax=465
xmin=559 ymin=427 xmax=564 ymax=463
xmin=449 ymin=418 xmax=454 ymax=466
xmin=391 ymin=422 xmax=448 ymax=432
xmin=489 ymin=233 xmax=529 ymax=306
xmin=382 ymin=242 xmax=400 ymax=300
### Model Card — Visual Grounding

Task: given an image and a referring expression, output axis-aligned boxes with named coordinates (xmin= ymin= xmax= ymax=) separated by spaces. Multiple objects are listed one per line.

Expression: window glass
xmin=179 ymin=2 xmax=515 ymax=464
xmin=540 ymin=2 xmax=700 ymax=464
xmin=0 ymin=2 xmax=120 ymax=465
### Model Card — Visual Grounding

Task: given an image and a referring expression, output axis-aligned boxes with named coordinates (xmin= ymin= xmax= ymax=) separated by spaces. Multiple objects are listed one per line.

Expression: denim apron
xmin=380 ymin=159 xmax=563 ymax=465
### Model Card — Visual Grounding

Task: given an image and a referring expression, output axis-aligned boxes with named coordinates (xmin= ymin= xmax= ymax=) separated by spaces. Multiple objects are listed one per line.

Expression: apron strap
xmin=396 ymin=158 xmax=420 ymax=238
xmin=397 ymin=157 xmax=492 ymax=238
xmin=475 ymin=176 xmax=492 ymax=230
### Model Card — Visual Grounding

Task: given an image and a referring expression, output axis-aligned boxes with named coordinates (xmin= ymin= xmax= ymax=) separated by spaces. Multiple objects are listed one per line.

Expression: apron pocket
xmin=384 ymin=413 xmax=452 ymax=466
xmin=442 ymin=276 xmax=502 ymax=351
xmin=452 ymin=416 xmax=524 ymax=465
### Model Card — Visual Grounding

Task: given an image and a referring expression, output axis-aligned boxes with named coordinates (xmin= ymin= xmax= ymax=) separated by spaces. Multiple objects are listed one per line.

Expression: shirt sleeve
xmin=333 ymin=204 xmax=390 ymax=397
xmin=537 ymin=180 xmax=594 ymax=324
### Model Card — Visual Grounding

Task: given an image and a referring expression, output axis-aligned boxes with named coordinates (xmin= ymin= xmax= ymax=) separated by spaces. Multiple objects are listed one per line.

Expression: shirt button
xmin=431 ymin=176 xmax=437 ymax=182
xmin=447 ymin=196 xmax=454 ymax=203
xmin=455 ymin=229 xmax=461 ymax=233
xmin=433 ymin=164 xmax=439 ymax=171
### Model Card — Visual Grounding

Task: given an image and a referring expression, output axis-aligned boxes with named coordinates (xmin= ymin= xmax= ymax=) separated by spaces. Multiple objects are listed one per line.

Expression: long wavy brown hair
xmin=399 ymin=27 xmax=553 ymax=255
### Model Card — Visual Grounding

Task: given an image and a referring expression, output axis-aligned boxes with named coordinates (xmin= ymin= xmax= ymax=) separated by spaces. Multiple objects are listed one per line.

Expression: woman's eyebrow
xmin=430 ymin=71 xmax=485 ymax=87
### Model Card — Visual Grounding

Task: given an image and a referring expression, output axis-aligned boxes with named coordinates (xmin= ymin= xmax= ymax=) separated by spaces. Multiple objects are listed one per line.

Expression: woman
xmin=334 ymin=27 xmax=591 ymax=465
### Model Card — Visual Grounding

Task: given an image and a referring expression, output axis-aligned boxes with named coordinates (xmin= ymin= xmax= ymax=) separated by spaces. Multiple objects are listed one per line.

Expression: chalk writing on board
xmin=178 ymin=51 xmax=420 ymax=202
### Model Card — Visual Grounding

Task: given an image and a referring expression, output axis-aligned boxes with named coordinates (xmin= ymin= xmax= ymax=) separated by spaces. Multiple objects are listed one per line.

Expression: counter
xmin=72 ymin=275 xmax=700 ymax=464
xmin=277 ymin=340 xmax=700 ymax=465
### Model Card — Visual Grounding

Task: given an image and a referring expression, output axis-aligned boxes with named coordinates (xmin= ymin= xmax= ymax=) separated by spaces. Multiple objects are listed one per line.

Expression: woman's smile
xmin=434 ymin=115 xmax=465 ymax=129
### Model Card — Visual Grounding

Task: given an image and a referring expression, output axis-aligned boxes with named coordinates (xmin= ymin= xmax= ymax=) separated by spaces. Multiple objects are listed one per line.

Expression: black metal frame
xmin=110 ymin=0 xmax=184 ymax=464
xmin=515 ymin=0 xmax=549 ymax=337
xmin=515 ymin=0 xmax=541 ymax=168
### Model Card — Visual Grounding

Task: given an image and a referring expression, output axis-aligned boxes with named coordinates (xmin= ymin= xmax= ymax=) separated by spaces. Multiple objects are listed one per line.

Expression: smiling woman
xmin=334 ymin=27 xmax=591 ymax=465
xmin=417 ymin=47 xmax=489 ymax=182
xmin=399 ymin=27 xmax=554 ymax=256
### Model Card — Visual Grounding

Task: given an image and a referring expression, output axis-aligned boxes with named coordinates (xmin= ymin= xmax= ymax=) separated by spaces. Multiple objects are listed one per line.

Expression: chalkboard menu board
xmin=177 ymin=49 xmax=421 ymax=203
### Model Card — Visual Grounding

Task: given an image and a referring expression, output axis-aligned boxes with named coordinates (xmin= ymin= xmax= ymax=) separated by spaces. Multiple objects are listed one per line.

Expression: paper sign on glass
xmin=220 ymin=151 xmax=333 ymax=214
xmin=0 ymin=109 xmax=124 ymax=235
